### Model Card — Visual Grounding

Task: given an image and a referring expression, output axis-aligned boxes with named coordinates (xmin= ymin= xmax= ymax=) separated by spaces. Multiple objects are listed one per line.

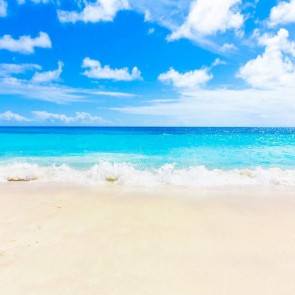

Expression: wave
xmin=1 ymin=161 xmax=295 ymax=186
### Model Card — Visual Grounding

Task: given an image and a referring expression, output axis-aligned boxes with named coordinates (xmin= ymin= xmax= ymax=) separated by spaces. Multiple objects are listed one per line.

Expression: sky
xmin=0 ymin=0 xmax=295 ymax=126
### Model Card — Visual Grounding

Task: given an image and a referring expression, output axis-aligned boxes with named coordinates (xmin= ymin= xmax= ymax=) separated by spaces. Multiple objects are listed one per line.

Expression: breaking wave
xmin=1 ymin=161 xmax=295 ymax=186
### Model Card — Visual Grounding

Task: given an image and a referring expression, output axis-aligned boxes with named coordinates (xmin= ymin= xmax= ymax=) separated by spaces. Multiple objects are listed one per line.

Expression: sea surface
xmin=1 ymin=127 xmax=295 ymax=186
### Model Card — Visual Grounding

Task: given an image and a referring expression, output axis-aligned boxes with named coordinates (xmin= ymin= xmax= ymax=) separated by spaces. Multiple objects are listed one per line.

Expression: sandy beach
xmin=0 ymin=183 xmax=295 ymax=295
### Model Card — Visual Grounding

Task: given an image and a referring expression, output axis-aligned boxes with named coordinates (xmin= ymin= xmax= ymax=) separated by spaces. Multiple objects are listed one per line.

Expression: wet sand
xmin=0 ymin=183 xmax=295 ymax=295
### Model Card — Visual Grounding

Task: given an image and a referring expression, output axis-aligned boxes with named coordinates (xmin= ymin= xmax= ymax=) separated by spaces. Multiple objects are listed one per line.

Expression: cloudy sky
xmin=0 ymin=0 xmax=295 ymax=126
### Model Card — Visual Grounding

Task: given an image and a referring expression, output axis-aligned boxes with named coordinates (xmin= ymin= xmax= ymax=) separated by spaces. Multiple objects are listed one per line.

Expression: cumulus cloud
xmin=168 ymin=0 xmax=243 ymax=42
xmin=75 ymin=112 xmax=105 ymax=123
xmin=32 ymin=61 xmax=63 ymax=83
xmin=0 ymin=32 xmax=51 ymax=54
xmin=58 ymin=0 xmax=129 ymax=23
xmin=0 ymin=111 xmax=30 ymax=122
xmin=82 ymin=57 xmax=142 ymax=81
xmin=0 ymin=110 xmax=107 ymax=124
xmin=158 ymin=58 xmax=224 ymax=89
xmin=0 ymin=60 xmax=83 ymax=103
xmin=237 ymin=29 xmax=295 ymax=89
xmin=32 ymin=111 xmax=75 ymax=123
xmin=0 ymin=61 xmax=82 ymax=103
xmin=0 ymin=0 xmax=7 ymax=17
xmin=32 ymin=111 xmax=106 ymax=124
xmin=0 ymin=60 xmax=135 ymax=103
xmin=54 ymin=0 xmax=245 ymax=50
xmin=158 ymin=67 xmax=212 ymax=89
xmin=269 ymin=0 xmax=295 ymax=27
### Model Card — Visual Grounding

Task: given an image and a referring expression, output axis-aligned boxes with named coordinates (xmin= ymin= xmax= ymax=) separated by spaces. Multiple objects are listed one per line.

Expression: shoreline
xmin=1 ymin=183 xmax=295 ymax=294
xmin=3 ymin=161 xmax=295 ymax=186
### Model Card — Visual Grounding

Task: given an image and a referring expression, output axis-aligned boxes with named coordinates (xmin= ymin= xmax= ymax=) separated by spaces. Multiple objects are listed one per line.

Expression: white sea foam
xmin=1 ymin=161 xmax=295 ymax=187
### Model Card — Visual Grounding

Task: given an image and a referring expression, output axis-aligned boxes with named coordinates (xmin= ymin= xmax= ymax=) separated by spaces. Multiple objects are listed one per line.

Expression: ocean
xmin=1 ymin=126 xmax=295 ymax=186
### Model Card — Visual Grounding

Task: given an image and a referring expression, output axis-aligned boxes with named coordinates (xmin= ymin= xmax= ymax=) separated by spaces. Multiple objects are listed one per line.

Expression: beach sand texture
xmin=0 ymin=183 xmax=295 ymax=295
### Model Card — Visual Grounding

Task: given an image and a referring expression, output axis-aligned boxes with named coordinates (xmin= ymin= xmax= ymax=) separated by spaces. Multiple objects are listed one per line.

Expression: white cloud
xmin=0 ymin=111 xmax=30 ymax=122
xmin=0 ymin=62 xmax=135 ymax=105
xmin=0 ymin=75 xmax=135 ymax=103
xmin=132 ymin=1 xmax=253 ymax=51
xmin=58 ymin=0 xmax=129 ymax=23
xmin=158 ymin=67 xmax=212 ymax=89
xmin=32 ymin=61 xmax=63 ymax=83
xmin=54 ymin=0 xmax=244 ymax=50
xmin=211 ymin=58 xmax=226 ymax=67
xmin=32 ymin=111 xmax=75 ymax=123
xmin=219 ymin=43 xmax=238 ymax=53
xmin=269 ymin=0 xmax=295 ymax=27
xmin=130 ymin=0 xmax=190 ymax=30
xmin=0 ymin=77 xmax=86 ymax=103
xmin=0 ymin=110 xmax=107 ymax=124
xmin=0 ymin=61 xmax=135 ymax=103
xmin=158 ymin=58 xmax=224 ymax=89
xmin=32 ymin=111 xmax=106 ymax=124
xmin=90 ymin=90 xmax=135 ymax=97
xmin=148 ymin=28 xmax=155 ymax=35
xmin=0 ymin=32 xmax=51 ymax=54
xmin=0 ymin=61 xmax=81 ymax=103
xmin=75 ymin=112 xmax=105 ymax=123
xmin=82 ymin=57 xmax=142 ymax=81
xmin=0 ymin=63 xmax=41 ymax=76
xmin=168 ymin=0 xmax=243 ymax=41
xmin=238 ymin=29 xmax=295 ymax=89
xmin=0 ymin=0 xmax=7 ymax=17
xmin=113 ymin=87 xmax=295 ymax=127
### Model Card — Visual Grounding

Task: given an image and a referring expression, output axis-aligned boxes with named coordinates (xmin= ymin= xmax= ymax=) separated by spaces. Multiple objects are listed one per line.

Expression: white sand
xmin=0 ymin=183 xmax=295 ymax=295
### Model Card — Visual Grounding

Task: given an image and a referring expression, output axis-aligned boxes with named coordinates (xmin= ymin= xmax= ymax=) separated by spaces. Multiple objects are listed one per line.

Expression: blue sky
xmin=0 ymin=0 xmax=295 ymax=126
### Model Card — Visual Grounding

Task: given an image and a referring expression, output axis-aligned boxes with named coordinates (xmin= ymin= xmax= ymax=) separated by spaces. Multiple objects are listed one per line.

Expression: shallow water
xmin=1 ymin=127 xmax=295 ymax=186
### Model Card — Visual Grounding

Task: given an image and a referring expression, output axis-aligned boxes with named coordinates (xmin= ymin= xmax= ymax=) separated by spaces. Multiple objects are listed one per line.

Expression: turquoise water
xmin=1 ymin=127 xmax=295 ymax=186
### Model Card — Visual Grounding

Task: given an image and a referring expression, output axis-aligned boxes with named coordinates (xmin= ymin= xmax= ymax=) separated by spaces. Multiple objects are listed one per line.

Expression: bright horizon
xmin=1 ymin=0 xmax=295 ymax=127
